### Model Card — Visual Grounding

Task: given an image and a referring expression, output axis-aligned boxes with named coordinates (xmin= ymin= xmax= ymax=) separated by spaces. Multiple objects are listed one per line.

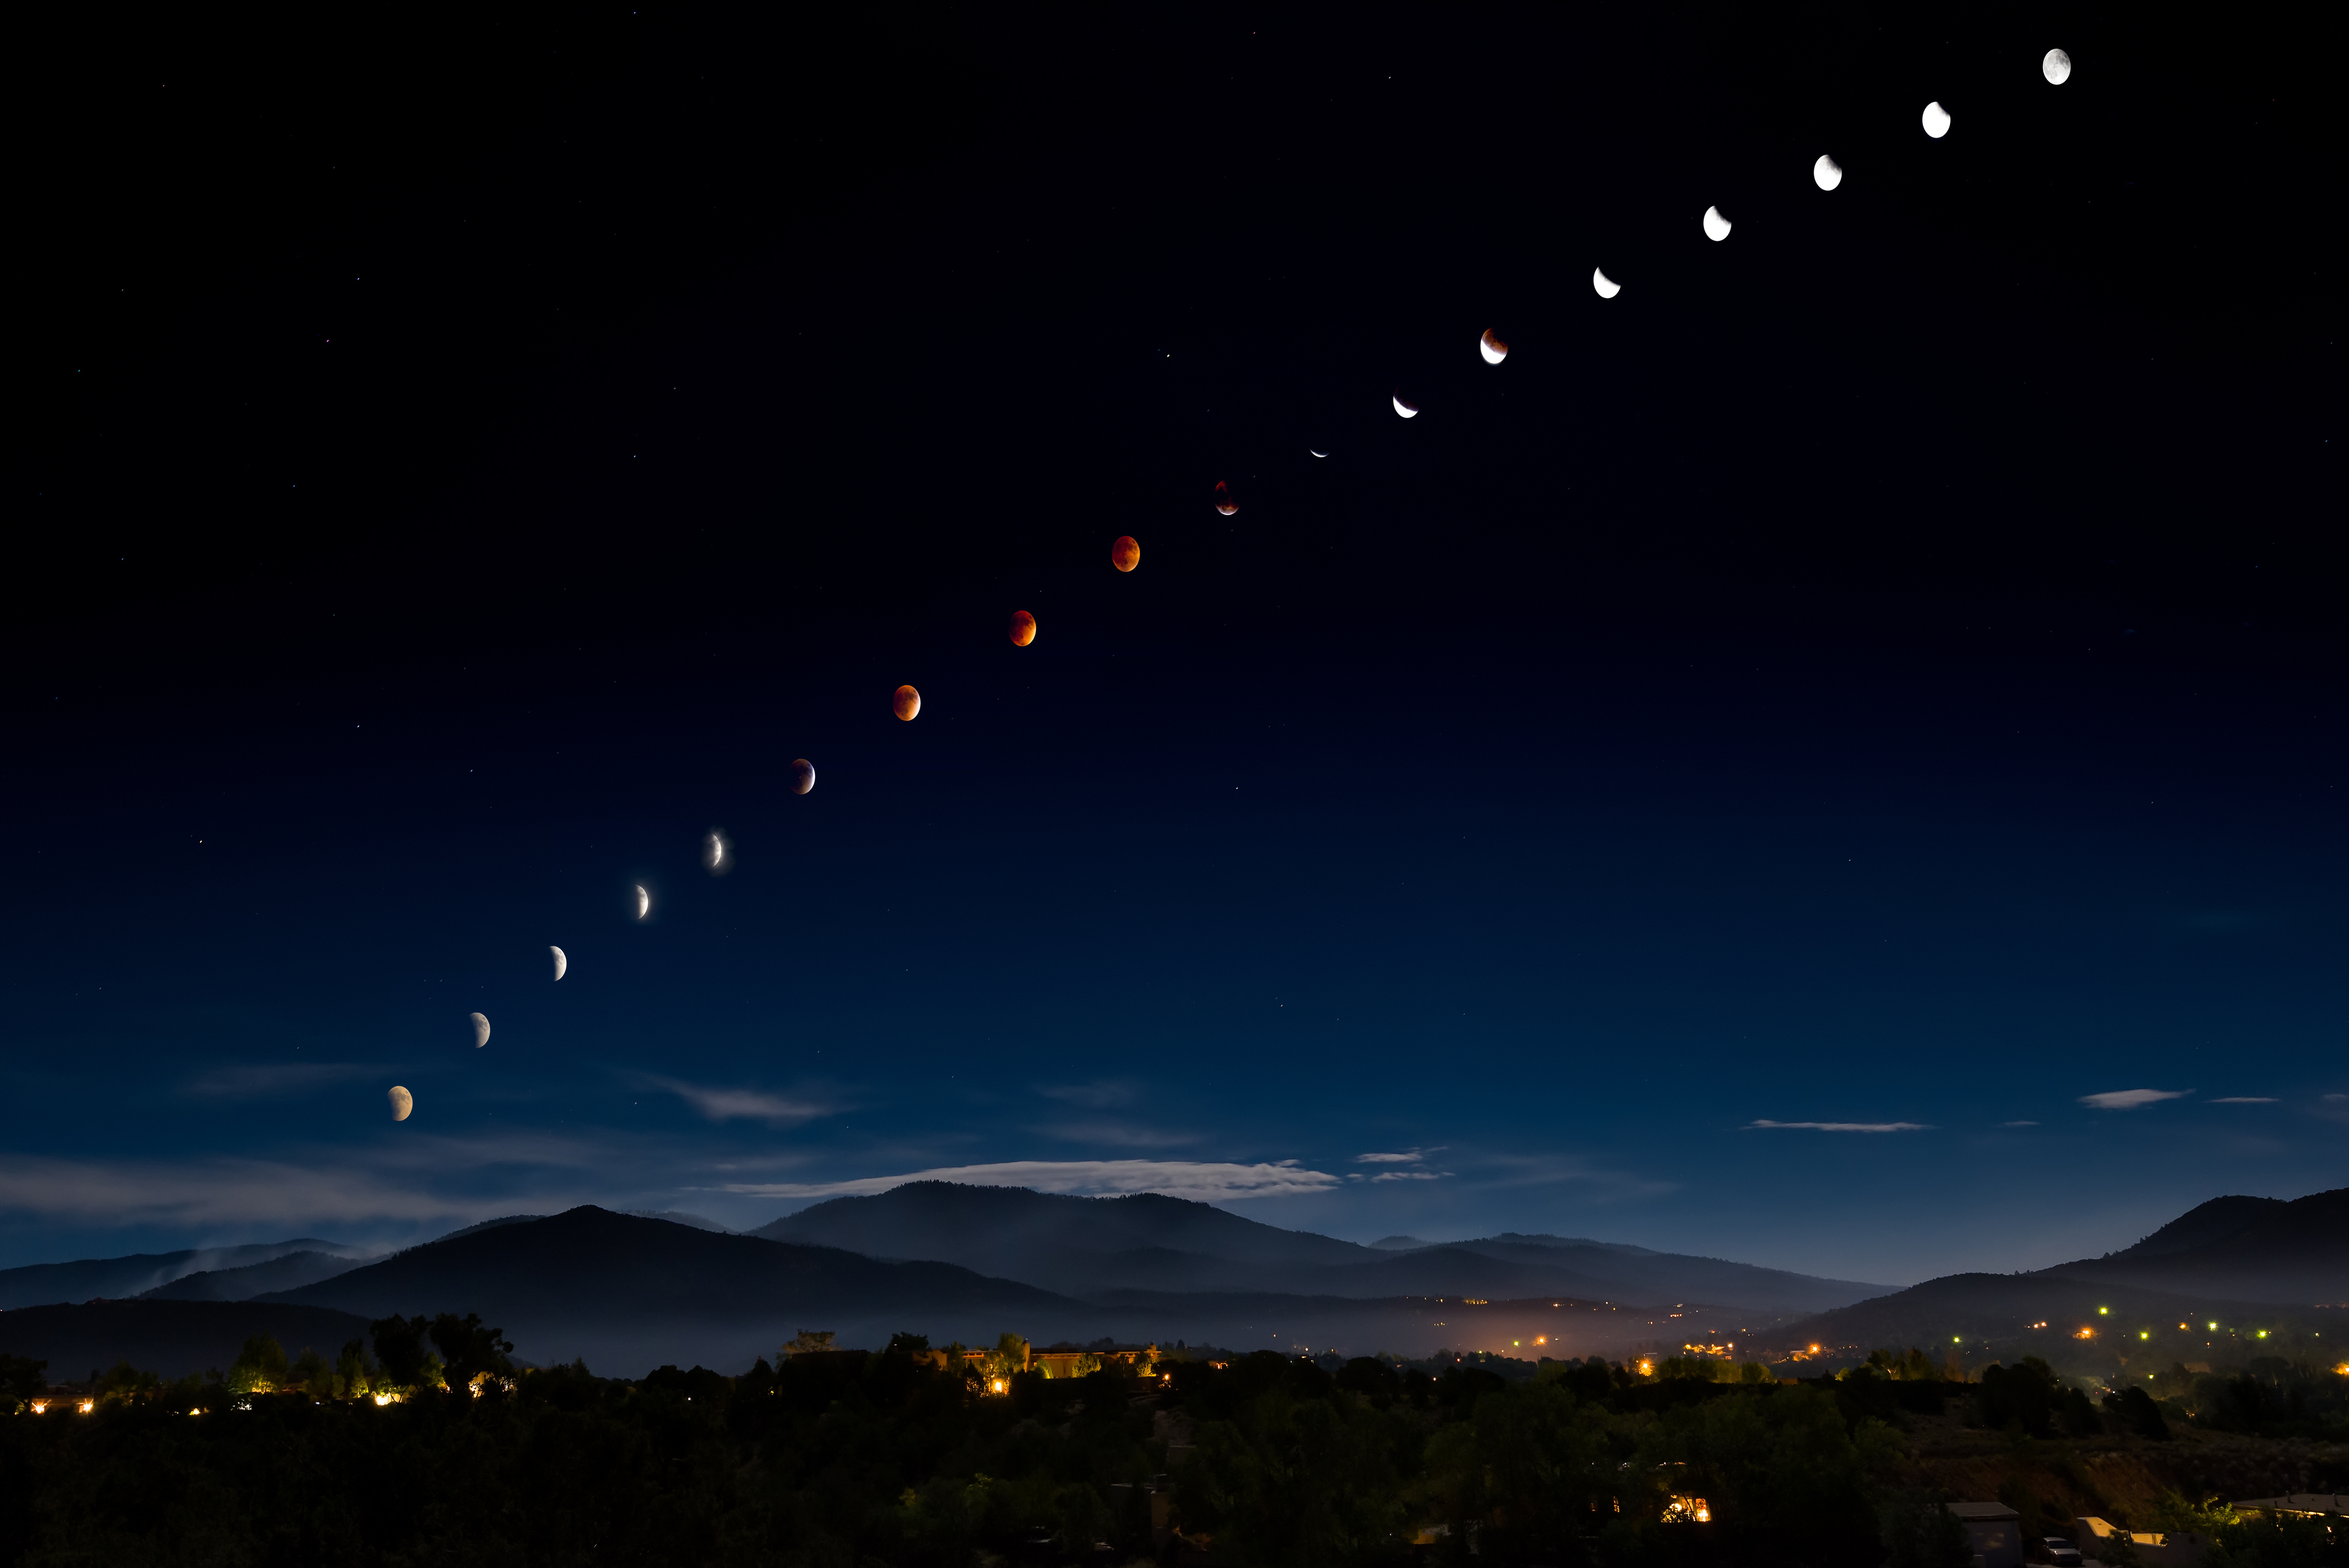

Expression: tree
xmin=290 ymin=1345 xmax=330 ymax=1397
xmin=429 ymin=1312 xmax=515 ymax=1391
xmin=335 ymin=1338 xmax=377 ymax=1399
xmin=0 ymin=1353 xmax=47 ymax=1412
xmin=2103 ymin=1384 xmax=2171 ymax=1440
xmin=227 ymin=1333 xmax=290 ymax=1394
xmin=1879 ymin=1490 xmax=1971 ymax=1568
xmin=370 ymin=1313 xmax=442 ymax=1390
xmin=780 ymin=1330 xmax=836 ymax=1359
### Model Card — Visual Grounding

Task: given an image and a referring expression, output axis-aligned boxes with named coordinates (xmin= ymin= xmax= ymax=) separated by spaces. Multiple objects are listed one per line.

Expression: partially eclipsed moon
xmin=893 ymin=684 xmax=921 ymax=720
xmin=550 ymin=945 xmax=567 ymax=981
xmin=1213 ymin=480 xmax=1237 ymax=515
xmin=470 ymin=1012 xmax=491 ymax=1049
xmin=1479 ymin=329 xmax=1508 ymax=365
xmin=1592 ymin=267 xmax=1620 ymax=299
xmin=2042 ymin=49 xmax=2071 ymax=85
xmin=634 ymin=885 xmax=650 ymax=919
xmin=1921 ymin=100 xmax=1951 ymax=138
xmin=1310 ymin=449 xmax=1327 ymax=457
xmin=1111 ymin=536 xmax=1139 ymax=572
xmin=1702 ymin=206 xmax=1732 ymax=241
xmin=1008 ymin=611 xmax=1035 ymax=647
xmin=1813 ymin=154 xmax=1843 ymax=191
xmin=389 ymin=1086 xmax=412 ymax=1121
xmin=1392 ymin=392 xmax=1418 ymax=418
xmin=788 ymin=758 xmax=816 ymax=794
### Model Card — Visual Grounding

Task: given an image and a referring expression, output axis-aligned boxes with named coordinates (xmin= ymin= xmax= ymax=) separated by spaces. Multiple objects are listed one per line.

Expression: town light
xmin=2140 ymin=1332 xmax=2149 ymax=1340
xmin=78 ymin=1400 xmax=93 ymax=1414
xmin=2098 ymin=1306 xmax=2109 ymax=1316
xmin=373 ymin=1393 xmax=392 ymax=1406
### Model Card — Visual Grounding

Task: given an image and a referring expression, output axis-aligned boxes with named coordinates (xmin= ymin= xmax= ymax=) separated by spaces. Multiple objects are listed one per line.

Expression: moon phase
xmin=703 ymin=829 xmax=734 ymax=873
xmin=1111 ymin=536 xmax=1140 ymax=572
xmin=1310 ymin=449 xmax=1327 ymax=457
xmin=893 ymin=684 xmax=922 ymax=720
xmin=1008 ymin=611 xmax=1036 ymax=647
xmin=1592 ymin=267 xmax=1621 ymax=299
xmin=470 ymin=1012 xmax=491 ymax=1048
xmin=1813 ymin=154 xmax=1843 ymax=191
xmin=634 ymin=885 xmax=650 ymax=920
xmin=1702 ymin=206 xmax=1732 ymax=241
xmin=2042 ymin=48 xmax=2071 ymax=85
xmin=388 ymin=1086 xmax=412 ymax=1121
xmin=1213 ymin=480 xmax=1237 ymax=515
xmin=1479 ymin=329 xmax=1508 ymax=364
xmin=789 ymin=757 xmax=816 ymax=794
xmin=550 ymin=945 xmax=566 ymax=981
xmin=1392 ymin=392 xmax=1418 ymax=418
xmin=1921 ymin=100 xmax=1951 ymax=138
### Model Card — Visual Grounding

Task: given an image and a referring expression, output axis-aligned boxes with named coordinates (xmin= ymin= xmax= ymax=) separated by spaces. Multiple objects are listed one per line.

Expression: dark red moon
xmin=1214 ymin=480 xmax=1237 ymax=516
xmin=788 ymin=758 xmax=815 ymax=794
xmin=893 ymin=684 xmax=921 ymax=721
xmin=1111 ymin=536 xmax=1140 ymax=572
xmin=1009 ymin=610 xmax=1036 ymax=647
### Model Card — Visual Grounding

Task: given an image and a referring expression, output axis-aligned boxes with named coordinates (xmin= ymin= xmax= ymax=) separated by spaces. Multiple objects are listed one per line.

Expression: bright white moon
xmin=550 ymin=945 xmax=566 ymax=981
xmin=634 ymin=885 xmax=650 ymax=919
xmin=1478 ymin=328 xmax=1507 ymax=365
xmin=2042 ymin=49 xmax=2072 ymax=85
xmin=470 ymin=1011 xmax=491 ymax=1049
xmin=1921 ymin=100 xmax=1951 ymax=139
xmin=1591 ymin=267 xmax=1620 ymax=299
xmin=1310 ymin=450 xmax=1327 ymax=457
xmin=1813 ymin=154 xmax=1843 ymax=191
xmin=1702 ymin=206 xmax=1732 ymax=241
xmin=388 ymin=1086 xmax=412 ymax=1122
xmin=1392 ymin=394 xmax=1418 ymax=418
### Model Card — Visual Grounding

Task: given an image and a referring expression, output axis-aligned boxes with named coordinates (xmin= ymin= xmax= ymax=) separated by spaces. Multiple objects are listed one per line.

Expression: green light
xmin=2258 ymin=1330 xmax=2268 ymax=1338
xmin=2098 ymin=1306 xmax=2109 ymax=1315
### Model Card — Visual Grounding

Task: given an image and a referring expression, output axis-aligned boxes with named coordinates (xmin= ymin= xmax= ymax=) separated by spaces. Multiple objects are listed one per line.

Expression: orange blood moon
xmin=893 ymin=685 xmax=921 ymax=721
xmin=1111 ymin=536 xmax=1140 ymax=572
xmin=1008 ymin=610 xmax=1036 ymax=647
xmin=1479 ymin=328 xmax=1509 ymax=364
xmin=788 ymin=758 xmax=816 ymax=794
xmin=1213 ymin=480 xmax=1237 ymax=515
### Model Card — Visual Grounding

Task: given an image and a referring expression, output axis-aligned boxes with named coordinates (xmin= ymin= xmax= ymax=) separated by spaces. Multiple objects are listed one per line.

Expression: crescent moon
xmin=550 ymin=945 xmax=567 ymax=982
xmin=470 ymin=1012 xmax=491 ymax=1049
xmin=1921 ymin=100 xmax=1951 ymax=139
xmin=788 ymin=757 xmax=816 ymax=793
xmin=1702 ymin=206 xmax=1732 ymax=242
xmin=634 ymin=885 xmax=650 ymax=919
xmin=2042 ymin=48 xmax=2071 ymax=85
xmin=388 ymin=1086 xmax=412 ymax=1122
xmin=1479 ymin=329 xmax=1508 ymax=365
xmin=1813 ymin=154 xmax=1843 ymax=192
xmin=1392 ymin=393 xmax=1418 ymax=418
xmin=1592 ymin=267 xmax=1621 ymax=300
xmin=1310 ymin=450 xmax=1327 ymax=457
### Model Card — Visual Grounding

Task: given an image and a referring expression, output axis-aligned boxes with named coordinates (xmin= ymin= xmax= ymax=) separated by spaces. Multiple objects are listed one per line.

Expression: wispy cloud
xmin=1370 ymin=1170 xmax=1450 ymax=1182
xmin=2001 ymin=1121 xmax=2040 ymax=1128
xmin=1474 ymin=1154 xmax=1678 ymax=1201
xmin=0 ymin=1154 xmax=485 ymax=1229
xmin=642 ymin=1076 xmax=827 ymax=1126
xmin=2209 ymin=1097 xmax=2277 ymax=1105
xmin=2078 ymin=1088 xmax=2192 ymax=1111
xmin=711 ymin=1158 xmax=1340 ymax=1204
xmin=1033 ymin=1080 xmax=1139 ymax=1109
xmin=1353 ymin=1149 xmax=1440 ymax=1165
xmin=1032 ymin=1122 xmax=1202 ymax=1149
xmin=184 ymin=1062 xmax=380 ymax=1100
xmin=1747 ymin=1120 xmax=1930 ymax=1133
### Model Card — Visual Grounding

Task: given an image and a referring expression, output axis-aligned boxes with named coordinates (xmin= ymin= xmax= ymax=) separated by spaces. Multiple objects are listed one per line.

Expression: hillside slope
xmin=2052 ymin=1187 xmax=2349 ymax=1305
xmin=0 ymin=1239 xmax=367 ymax=1310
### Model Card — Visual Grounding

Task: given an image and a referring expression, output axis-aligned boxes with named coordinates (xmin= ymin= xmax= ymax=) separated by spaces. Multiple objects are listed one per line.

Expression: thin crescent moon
xmin=470 ymin=1012 xmax=491 ymax=1049
xmin=1310 ymin=450 xmax=1327 ymax=457
xmin=1392 ymin=394 xmax=1418 ymax=418
xmin=1592 ymin=267 xmax=1620 ymax=300
xmin=635 ymin=885 xmax=650 ymax=919
xmin=550 ymin=945 xmax=566 ymax=982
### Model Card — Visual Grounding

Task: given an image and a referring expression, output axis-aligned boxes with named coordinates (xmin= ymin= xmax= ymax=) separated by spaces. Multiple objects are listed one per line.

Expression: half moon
xmin=1392 ymin=392 xmax=1418 ymax=418
xmin=1921 ymin=100 xmax=1951 ymax=139
xmin=470 ymin=1012 xmax=491 ymax=1049
xmin=1592 ymin=267 xmax=1621 ymax=299
xmin=634 ymin=885 xmax=650 ymax=920
xmin=893 ymin=684 xmax=921 ymax=720
xmin=388 ymin=1086 xmax=412 ymax=1122
xmin=788 ymin=757 xmax=816 ymax=793
xmin=1008 ymin=611 xmax=1035 ymax=647
xmin=550 ymin=945 xmax=567 ymax=981
xmin=1702 ymin=206 xmax=1732 ymax=241
xmin=1813 ymin=154 xmax=1843 ymax=191
xmin=2042 ymin=49 xmax=2071 ymax=85
xmin=1479 ymin=329 xmax=1508 ymax=365
xmin=1110 ymin=536 xmax=1140 ymax=572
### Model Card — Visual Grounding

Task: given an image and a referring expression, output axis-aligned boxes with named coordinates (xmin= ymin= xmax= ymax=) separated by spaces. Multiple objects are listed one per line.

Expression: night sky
xmin=11 ymin=10 xmax=2339 ymax=1286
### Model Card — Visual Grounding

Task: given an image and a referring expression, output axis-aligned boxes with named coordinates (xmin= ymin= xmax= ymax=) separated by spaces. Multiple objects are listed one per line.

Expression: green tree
xmin=0 ymin=1353 xmax=47 ymax=1412
xmin=335 ymin=1337 xmax=377 ymax=1399
xmin=369 ymin=1313 xmax=442 ymax=1390
xmin=226 ymin=1332 xmax=290 ymax=1394
xmin=428 ymin=1312 xmax=514 ymax=1391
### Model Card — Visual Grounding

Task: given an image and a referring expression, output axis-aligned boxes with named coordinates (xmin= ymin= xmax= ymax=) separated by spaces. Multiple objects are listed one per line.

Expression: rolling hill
xmin=0 ymin=1238 xmax=371 ymax=1310
xmin=141 ymin=1249 xmax=366 ymax=1302
xmin=2046 ymin=1187 xmax=2349 ymax=1305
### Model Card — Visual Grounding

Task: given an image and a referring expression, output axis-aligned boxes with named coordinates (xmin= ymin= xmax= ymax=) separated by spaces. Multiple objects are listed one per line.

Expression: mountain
xmin=141 ymin=1249 xmax=366 ymax=1302
xmin=753 ymin=1184 xmax=1892 ymax=1313
xmin=2047 ymin=1187 xmax=2349 ymax=1305
xmin=0 ymin=1299 xmax=372 ymax=1381
xmin=2103 ymin=1196 xmax=2290 ymax=1260
xmin=0 ymin=1239 xmax=369 ymax=1310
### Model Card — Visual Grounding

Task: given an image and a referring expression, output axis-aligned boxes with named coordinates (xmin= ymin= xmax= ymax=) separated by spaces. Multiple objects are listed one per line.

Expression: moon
xmin=1592 ymin=267 xmax=1621 ymax=300
xmin=1813 ymin=154 xmax=1842 ymax=191
xmin=1392 ymin=392 xmax=1418 ymax=418
xmin=703 ymin=829 xmax=733 ymax=872
xmin=788 ymin=757 xmax=816 ymax=794
xmin=550 ymin=945 xmax=567 ymax=982
xmin=2042 ymin=48 xmax=2071 ymax=85
xmin=1702 ymin=206 xmax=1732 ymax=241
xmin=1310 ymin=450 xmax=1327 ymax=457
xmin=634 ymin=885 xmax=650 ymax=920
xmin=1213 ymin=480 xmax=1237 ymax=515
xmin=470 ymin=1012 xmax=491 ymax=1049
xmin=1921 ymin=100 xmax=1951 ymax=138
xmin=893 ymin=684 xmax=921 ymax=720
xmin=1110 ymin=536 xmax=1140 ymax=572
xmin=1479 ymin=329 xmax=1508 ymax=365
xmin=1008 ymin=611 xmax=1035 ymax=647
xmin=388 ymin=1086 xmax=412 ymax=1122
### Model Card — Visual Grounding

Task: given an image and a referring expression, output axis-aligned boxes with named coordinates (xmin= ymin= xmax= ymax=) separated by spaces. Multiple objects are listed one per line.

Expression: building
xmin=1946 ymin=1502 xmax=2021 ymax=1568
xmin=2076 ymin=1517 xmax=2207 ymax=1566
xmin=1030 ymin=1342 xmax=1158 ymax=1379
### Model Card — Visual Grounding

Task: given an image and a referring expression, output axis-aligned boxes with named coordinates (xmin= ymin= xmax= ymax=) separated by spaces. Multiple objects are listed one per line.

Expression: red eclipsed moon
xmin=1008 ymin=610 xmax=1036 ymax=647
xmin=1111 ymin=536 xmax=1140 ymax=572
xmin=1479 ymin=328 xmax=1509 ymax=364
xmin=893 ymin=685 xmax=921 ymax=721
xmin=788 ymin=758 xmax=815 ymax=794
xmin=1214 ymin=481 xmax=1237 ymax=515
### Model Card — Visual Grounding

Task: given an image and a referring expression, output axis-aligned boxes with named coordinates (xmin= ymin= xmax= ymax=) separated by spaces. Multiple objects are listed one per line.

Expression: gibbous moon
xmin=788 ymin=757 xmax=816 ymax=794
xmin=1591 ymin=267 xmax=1621 ymax=300
xmin=1479 ymin=329 xmax=1508 ymax=365
xmin=1008 ymin=611 xmax=1035 ymax=647
xmin=1392 ymin=392 xmax=1418 ymax=418
xmin=1921 ymin=100 xmax=1951 ymax=138
xmin=703 ymin=829 xmax=734 ymax=873
xmin=470 ymin=1012 xmax=491 ymax=1048
xmin=388 ymin=1086 xmax=412 ymax=1122
xmin=634 ymin=885 xmax=650 ymax=920
xmin=2042 ymin=48 xmax=2071 ymax=85
xmin=1110 ymin=536 xmax=1140 ymax=572
xmin=550 ymin=945 xmax=567 ymax=982
xmin=1813 ymin=154 xmax=1843 ymax=192
xmin=1702 ymin=206 xmax=1732 ymax=241
xmin=893 ymin=684 xmax=921 ymax=720
xmin=1213 ymin=480 xmax=1237 ymax=515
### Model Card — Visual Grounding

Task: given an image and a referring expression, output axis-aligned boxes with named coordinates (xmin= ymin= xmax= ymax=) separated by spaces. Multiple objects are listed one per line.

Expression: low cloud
xmin=2209 ymin=1097 xmax=2278 ymax=1105
xmin=1747 ymin=1120 xmax=1930 ymax=1133
xmin=0 ymin=1154 xmax=485 ymax=1229
xmin=712 ymin=1158 xmax=1340 ymax=1204
xmin=644 ymin=1077 xmax=827 ymax=1126
xmin=184 ymin=1062 xmax=380 ymax=1100
xmin=2078 ymin=1089 xmax=2192 ymax=1111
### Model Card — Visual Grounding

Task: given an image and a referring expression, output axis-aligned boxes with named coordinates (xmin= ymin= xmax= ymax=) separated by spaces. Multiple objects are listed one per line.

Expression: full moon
xmin=1008 ymin=611 xmax=1035 ymax=647
xmin=1813 ymin=154 xmax=1843 ymax=191
xmin=1392 ymin=392 xmax=1418 ymax=418
xmin=388 ymin=1086 xmax=412 ymax=1121
xmin=1111 ymin=536 xmax=1140 ymax=572
xmin=1479 ymin=328 xmax=1508 ymax=365
xmin=1213 ymin=480 xmax=1237 ymax=515
xmin=893 ymin=684 xmax=921 ymax=720
xmin=1921 ymin=100 xmax=1951 ymax=138
xmin=1702 ymin=206 xmax=1732 ymax=241
xmin=1592 ymin=267 xmax=1621 ymax=299
xmin=634 ymin=885 xmax=650 ymax=919
xmin=550 ymin=945 xmax=566 ymax=981
xmin=788 ymin=757 xmax=816 ymax=794
xmin=2042 ymin=48 xmax=2071 ymax=85
xmin=470 ymin=1012 xmax=491 ymax=1049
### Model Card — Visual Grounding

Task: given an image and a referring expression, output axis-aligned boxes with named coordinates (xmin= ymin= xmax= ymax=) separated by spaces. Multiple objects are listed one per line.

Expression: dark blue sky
xmin=9 ymin=10 xmax=2340 ymax=1283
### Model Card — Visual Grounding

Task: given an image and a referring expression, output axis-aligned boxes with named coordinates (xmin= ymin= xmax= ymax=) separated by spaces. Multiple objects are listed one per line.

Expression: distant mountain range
xmin=2053 ymin=1188 xmax=2349 ymax=1305
xmin=0 ymin=1238 xmax=372 ymax=1310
